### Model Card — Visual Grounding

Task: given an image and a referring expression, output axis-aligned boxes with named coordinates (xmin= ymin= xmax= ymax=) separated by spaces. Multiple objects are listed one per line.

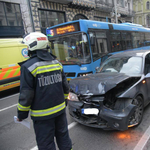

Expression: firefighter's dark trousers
xmin=33 ymin=112 xmax=72 ymax=150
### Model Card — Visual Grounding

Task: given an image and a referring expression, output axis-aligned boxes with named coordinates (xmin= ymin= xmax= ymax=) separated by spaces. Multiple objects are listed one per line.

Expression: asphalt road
xmin=0 ymin=90 xmax=150 ymax=150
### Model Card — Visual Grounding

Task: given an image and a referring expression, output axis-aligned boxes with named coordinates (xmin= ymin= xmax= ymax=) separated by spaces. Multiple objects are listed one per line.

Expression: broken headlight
xmin=68 ymin=92 xmax=79 ymax=101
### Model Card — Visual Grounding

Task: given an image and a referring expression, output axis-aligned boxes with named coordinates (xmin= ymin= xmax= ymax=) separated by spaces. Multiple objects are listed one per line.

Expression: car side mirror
xmin=145 ymin=72 xmax=150 ymax=78
xmin=90 ymin=37 xmax=95 ymax=46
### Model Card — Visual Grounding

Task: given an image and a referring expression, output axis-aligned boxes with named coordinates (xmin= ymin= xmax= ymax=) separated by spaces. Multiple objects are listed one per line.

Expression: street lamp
xmin=114 ymin=0 xmax=118 ymax=23
xmin=110 ymin=0 xmax=121 ymax=23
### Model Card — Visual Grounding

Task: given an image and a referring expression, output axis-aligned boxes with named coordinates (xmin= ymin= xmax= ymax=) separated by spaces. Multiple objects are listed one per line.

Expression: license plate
xmin=81 ymin=108 xmax=99 ymax=115
xmin=67 ymin=78 xmax=71 ymax=81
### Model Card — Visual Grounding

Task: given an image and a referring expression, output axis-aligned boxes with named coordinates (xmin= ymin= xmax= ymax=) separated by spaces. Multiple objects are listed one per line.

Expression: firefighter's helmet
xmin=22 ymin=32 xmax=49 ymax=51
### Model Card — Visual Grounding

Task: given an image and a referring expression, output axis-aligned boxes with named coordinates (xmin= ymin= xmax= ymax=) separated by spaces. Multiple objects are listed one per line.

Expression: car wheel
xmin=128 ymin=96 xmax=144 ymax=127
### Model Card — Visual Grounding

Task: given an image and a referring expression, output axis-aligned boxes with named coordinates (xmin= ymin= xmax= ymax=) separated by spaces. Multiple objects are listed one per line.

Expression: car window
xmin=120 ymin=57 xmax=141 ymax=74
xmin=144 ymin=53 xmax=150 ymax=74
xmin=100 ymin=54 xmax=112 ymax=66
xmin=99 ymin=56 xmax=142 ymax=75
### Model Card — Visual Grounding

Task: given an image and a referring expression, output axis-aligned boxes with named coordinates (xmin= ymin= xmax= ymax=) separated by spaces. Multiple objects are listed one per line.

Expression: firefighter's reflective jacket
xmin=17 ymin=51 xmax=69 ymax=120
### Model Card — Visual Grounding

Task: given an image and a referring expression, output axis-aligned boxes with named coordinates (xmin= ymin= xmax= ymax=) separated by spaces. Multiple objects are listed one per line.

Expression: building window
xmin=128 ymin=3 xmax=130 ymax=11
xmin=107 ymin=0 xmax=113 ymax=4
xmin=147 ymin=15 xmax=150 ymax=27
xmin=104 ymin=0 xmax=108 ymax=3
xmin=0 ymin=2 xmax=23 ymax=27
xmin=0 ymin=2 xmax=24 ymax=37
xmin=120 ymin=0 xmax=124 ymax=7
xmin=39 ymin=9 xmax=65 ymax=34
xmin=0 ymin=3 xmax=7 ymax=26
xmin=73 ymin=14 xmax=88 ymax=20
xmin=147 ymin=1 xmax=150 ymax=9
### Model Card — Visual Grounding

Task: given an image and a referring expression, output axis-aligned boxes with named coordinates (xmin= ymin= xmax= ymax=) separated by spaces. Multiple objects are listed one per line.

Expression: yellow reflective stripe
xmin=30 ymin=102 xmax=65 ymax=117
xmin=31 ymin=64 xmax=62 ymax=77
xmin=17 ymin=103 xmax=31 ymax=111
xmin=64 ymin=93 xmax=69 ymax=99
xmin=31 ymin=64 xmax=59 ymax=75
xmin=28 ymin=60 xmax=62 ymax=72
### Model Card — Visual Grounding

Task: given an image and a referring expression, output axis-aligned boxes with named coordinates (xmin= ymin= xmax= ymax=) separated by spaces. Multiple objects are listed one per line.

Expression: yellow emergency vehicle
xmin=0 ymin=38 xmax=28 ymax=92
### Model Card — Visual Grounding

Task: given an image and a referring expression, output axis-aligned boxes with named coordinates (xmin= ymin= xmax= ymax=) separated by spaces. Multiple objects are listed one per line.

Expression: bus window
xmin=145 ymin=33 xmax=150 ymax=46
xmin=110 ymin=32 xmax=121 ymax=52
xmin=90 ymin=31 xmax=108 ymax=62
xmin=136 ymin=33 xmax=141 ymax=47
xmin=132 ymin=32 xmax=140 ymax=48
xmin=111 ymin=41 xmax=116 ymax=52
xmin=126 ymin=32 xmax=132 ymax=49
xmin=89 ymin=32 xmax=99 ymax=61
xmin=121 ymin=32 xmax=132 ymax=50
xmin=96 ymin=32 xmax=108 ymax=53
xmin=139 ymin=33 xmax=145 ymax=47
xmin=121 ymin=32 xmax=127 ymax=50
xmin=132 ymin=32 xmax=136 ymax=48
xmin=120 ymin=40 xmax=126 ymax=50
xmin=126 ymin=40 xmax=132 ymax=49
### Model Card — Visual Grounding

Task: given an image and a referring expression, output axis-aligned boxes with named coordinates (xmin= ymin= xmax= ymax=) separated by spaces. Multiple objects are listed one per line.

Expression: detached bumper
xmin=68 ymin=100 xmax=136 ymax=131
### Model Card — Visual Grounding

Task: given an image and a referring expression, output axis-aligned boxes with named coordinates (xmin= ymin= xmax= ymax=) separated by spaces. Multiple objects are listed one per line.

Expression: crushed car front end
xmin=68 ymin=93 xmax=136 ymax=131
xmin=67 ymin=72 xmax=142 ymax=131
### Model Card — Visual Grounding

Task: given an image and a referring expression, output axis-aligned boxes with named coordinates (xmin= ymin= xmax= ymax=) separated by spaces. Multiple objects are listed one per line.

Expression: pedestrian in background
xmin=17 ymin=32 xmax=72 ymax=150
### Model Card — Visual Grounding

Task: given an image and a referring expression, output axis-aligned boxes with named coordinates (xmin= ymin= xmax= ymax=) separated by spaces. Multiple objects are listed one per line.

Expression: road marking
xmin=134 ymin=125 xmax=150 ymax=150
xmin=30 ymin=146 xmax=38 ymax=150
xmin=0 ymin=93 xmax=19 ymax=101
xmin=68 ymin=122 xmax=78 ymax=130
xmin=30 ymin=122 xmax=77 ymax=150
xmin=0 ymin=104 xmax=17 ymax=112
xmin=1 ymin=99 xmax=150 ymax=150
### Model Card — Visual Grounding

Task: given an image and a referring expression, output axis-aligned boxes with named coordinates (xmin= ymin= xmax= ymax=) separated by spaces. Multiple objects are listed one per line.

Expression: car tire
xmin=128 ymin=96 xmax=144 ymax=127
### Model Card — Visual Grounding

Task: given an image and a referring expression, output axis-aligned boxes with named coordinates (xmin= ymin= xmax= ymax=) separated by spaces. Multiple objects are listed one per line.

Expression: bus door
xmin=89 ymin=31 xmax=108 ymax=72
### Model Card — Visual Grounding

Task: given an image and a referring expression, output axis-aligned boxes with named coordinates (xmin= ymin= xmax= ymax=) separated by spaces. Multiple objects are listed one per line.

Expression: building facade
xmin=95 ymin=0 xmax=134 ymax=23
xmin=133 ymin=0 xmax=150 ymax=28
xmin=0 ymin=0 xmax=134 ymax=37
xmin=30 ymin=0 xmax=134 ymax=34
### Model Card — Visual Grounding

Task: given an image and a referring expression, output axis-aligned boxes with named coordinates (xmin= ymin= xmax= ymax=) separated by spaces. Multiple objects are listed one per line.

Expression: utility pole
xmin=114 ymin=0 xmax=118 ymax=23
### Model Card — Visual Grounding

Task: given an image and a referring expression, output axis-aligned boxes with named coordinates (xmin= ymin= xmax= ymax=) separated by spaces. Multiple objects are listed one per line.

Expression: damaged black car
xmin=68 ymin=50 xmax=150 ymax=131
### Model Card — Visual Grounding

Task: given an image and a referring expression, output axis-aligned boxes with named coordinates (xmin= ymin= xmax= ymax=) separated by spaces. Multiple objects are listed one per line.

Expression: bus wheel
xmin=128 ymin=96 xmax=144 ymax=127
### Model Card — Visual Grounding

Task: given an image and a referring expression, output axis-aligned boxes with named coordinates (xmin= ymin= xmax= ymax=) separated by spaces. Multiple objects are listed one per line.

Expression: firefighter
xmin=17 ymin=32 xmax=72 ymax=150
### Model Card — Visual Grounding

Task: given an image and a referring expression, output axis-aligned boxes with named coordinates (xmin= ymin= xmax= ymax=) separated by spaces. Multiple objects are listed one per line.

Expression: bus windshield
xmin=49 ymin=33 xmax=91 ymax=65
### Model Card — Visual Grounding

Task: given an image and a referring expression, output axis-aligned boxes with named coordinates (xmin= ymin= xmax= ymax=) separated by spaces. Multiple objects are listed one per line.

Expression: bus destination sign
xmin=57 ymin=25 xmax=75 ymax=35
xmin=47 ymin=22 xmax=80 ymax=37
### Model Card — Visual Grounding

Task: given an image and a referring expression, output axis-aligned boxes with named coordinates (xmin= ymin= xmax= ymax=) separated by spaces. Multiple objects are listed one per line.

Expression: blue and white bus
xmin=46 ymin=20 xmax=150 ymax=81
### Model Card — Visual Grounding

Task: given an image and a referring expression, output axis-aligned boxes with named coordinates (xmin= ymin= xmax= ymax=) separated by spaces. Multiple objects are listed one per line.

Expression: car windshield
xmin=98 ymin=56 xmax=143 ymax=75
xmin=49 ymin=33 xmax=91 ymax=65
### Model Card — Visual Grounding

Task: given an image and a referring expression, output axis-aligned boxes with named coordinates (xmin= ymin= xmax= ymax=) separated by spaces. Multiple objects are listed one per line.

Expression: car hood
xmin=69 ymin=73 xmax=137 ymax=95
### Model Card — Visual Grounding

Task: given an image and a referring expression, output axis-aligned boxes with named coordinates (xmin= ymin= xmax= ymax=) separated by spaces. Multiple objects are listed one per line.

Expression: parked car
xmin=68 ymin=50 xmax=150 ymax=131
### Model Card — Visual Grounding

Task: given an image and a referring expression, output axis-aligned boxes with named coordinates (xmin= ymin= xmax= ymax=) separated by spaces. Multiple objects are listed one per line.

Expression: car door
xmin=144 ymin=53 xmax=150 ymax=103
